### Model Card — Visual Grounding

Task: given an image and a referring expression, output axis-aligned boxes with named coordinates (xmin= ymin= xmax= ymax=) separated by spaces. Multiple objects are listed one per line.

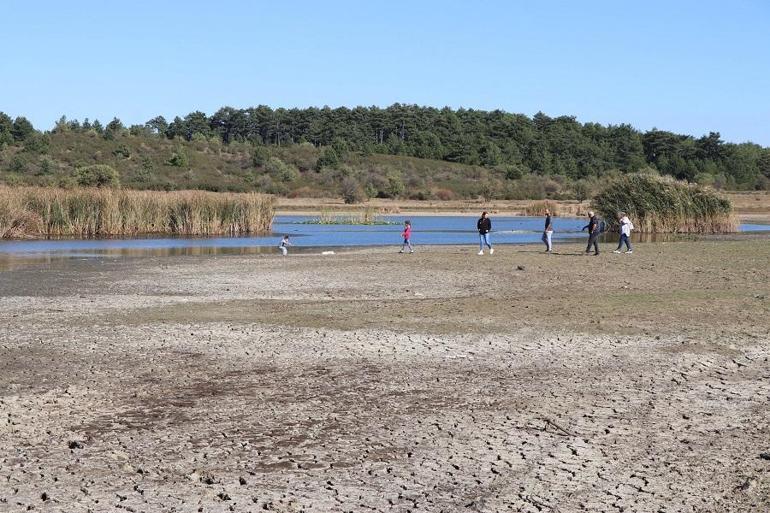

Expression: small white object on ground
xmin=321 ymin=251 xmax=335 ymax=255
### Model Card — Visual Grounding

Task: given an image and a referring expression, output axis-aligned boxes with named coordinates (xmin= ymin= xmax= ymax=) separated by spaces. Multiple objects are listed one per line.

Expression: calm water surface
xmin=0 ymin=215 xmax=767 ymax=263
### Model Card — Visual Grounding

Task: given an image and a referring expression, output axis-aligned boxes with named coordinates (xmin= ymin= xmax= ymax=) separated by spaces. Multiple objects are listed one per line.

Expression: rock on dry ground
xmin=1 ymin=240 xmax=769 ymax=512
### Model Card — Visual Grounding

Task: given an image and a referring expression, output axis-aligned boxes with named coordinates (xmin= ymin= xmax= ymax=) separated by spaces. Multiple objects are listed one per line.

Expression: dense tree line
xmin=2 ymin=105 xmax=769 ymax=190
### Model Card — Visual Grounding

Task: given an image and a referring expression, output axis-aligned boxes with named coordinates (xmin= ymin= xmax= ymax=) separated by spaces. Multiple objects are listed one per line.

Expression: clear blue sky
xmin=2 ymin=0 xmax=768 ymax=145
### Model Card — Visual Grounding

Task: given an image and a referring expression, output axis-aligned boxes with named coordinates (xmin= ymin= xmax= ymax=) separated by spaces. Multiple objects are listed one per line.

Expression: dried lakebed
xmin=1 ymin=241 xmax=769 ymax=512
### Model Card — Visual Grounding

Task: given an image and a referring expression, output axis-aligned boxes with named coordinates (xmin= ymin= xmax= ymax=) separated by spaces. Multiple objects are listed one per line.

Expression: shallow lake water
xmin=0 ymin=215 xmax=767 ymax=264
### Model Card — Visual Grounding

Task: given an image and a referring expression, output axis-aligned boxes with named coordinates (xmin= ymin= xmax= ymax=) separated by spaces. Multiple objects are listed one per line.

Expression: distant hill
xmin=1 ymin=105 xmax=768 ymax=201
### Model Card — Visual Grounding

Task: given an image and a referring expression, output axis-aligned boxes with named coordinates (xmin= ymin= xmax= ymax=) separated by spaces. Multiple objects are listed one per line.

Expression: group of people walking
xmin=279 ymin=210 xmax=635 ymax=255
xmin=401 ymin=211 xmax=494 ymax=255
xmin=583 ymin=210 xmax=634 ymax=255
xmin=397 ymin=210 xmax=634 ymax=256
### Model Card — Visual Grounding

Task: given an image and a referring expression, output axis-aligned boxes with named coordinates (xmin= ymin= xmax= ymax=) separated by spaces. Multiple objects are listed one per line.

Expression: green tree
xmin=22 ymin=133 xmax=50 ymax=154
xmin=145 ymin=116 xmax=168 ymax=135
xmin=479 ymin=141 xmax=502 ymax=167
xmin=104 ymin=117 xmax=124 ymax=140
xmin=0 ymin=112 xmax=13 ymax=147
xmin=11 ymin=116 xmax=35 ymax=142
xmin=759 ymin=149 xmax=770 ymax=178
xmin=331 ymin=137 xmax=348 ymax=159
xmin=53 ymin=115 xmax=70 ymax=133
xmin=182 ymin=111 xmax=211 ymax=140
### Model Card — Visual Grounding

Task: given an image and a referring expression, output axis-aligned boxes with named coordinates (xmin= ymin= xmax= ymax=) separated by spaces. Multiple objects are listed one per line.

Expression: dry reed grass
xmin=593 ymin=175 xmax=737 ymax=233
xmin=0 ymin=187 xmax=274 ymax=239
xmin=523 ymin=200 xmax=560 ymax=216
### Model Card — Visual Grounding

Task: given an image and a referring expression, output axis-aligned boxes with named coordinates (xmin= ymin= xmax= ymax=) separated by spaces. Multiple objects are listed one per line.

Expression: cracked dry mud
xmin=1 ymin=240 xmax=769 ymax=512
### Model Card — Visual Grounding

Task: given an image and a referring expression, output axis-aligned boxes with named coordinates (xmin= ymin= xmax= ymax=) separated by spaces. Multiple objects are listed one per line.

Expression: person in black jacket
xmin=542 ymin=208 xmax=554 ymax=253
xmin=477 ymin=211 xmax=493 ymax=255
xmin=582 ymin=211 xmax=600 ymax=255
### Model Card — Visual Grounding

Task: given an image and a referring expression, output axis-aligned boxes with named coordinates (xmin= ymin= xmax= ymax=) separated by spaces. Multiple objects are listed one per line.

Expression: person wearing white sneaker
xmin=541 ymin=209 xmax=554 ymax=253
xmin=477 ymin=211 xmax=493 ymax=255
xmin=616 ymin=212 xmax=634 ymax=253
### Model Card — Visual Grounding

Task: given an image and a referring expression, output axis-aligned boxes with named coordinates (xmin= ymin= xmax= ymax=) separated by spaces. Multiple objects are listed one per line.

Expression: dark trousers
xmin=617 ymin=233 xmax=632 ymax=251
xmin=586 ymin=233 xmax=599 ymax=254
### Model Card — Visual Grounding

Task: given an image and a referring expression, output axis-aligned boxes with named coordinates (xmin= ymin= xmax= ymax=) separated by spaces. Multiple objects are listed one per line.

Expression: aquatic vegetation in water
xmin=592 ymin=174 xmax=737 ymax=233
xmin=0 ymin=187 xmax=274 ymax=238
xmin=301 ymin=207 xmax=397 ymax=225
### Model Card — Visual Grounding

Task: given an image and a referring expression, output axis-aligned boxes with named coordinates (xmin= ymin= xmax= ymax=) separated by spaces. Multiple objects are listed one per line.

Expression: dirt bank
xmin=1 ymin=240 xmax=769 ymax=512
xmin=275 ymin=192 xmax=770 ymax=222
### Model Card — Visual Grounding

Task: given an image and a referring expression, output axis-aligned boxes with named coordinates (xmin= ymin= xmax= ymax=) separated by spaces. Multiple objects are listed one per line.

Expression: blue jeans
xmin=401 ymin=238 xmax=413 ymax=252
xmin=617 ymin=233 xmax=632 ymax=251
xmin=479 ymin=233 xmax=492 ymax=250
xmin=542 ymin=231 xmax=552 ymax=251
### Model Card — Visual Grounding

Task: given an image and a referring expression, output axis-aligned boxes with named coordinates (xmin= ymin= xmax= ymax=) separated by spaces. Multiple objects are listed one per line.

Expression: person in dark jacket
xmin=582 ymin=211 xmax=600 ymax=255
xmin=477 ymin=211 xmax=493 ymax=255
xmin=542 ymin=208 xmax=554 ymax=253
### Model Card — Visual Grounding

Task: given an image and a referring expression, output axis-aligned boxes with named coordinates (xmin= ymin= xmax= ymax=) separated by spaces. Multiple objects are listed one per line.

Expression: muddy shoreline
xmin=2 ymin=241 xmax=769 ymax=512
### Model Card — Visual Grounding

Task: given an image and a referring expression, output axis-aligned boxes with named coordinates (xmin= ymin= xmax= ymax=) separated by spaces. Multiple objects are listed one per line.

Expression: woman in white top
xmin=614 ymin=212 xmax=633 ymax=254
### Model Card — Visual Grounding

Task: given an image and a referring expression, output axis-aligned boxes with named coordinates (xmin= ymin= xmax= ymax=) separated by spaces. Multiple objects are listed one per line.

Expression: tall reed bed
xmin=0 ymin=187 xmax=274 ymax=238
xmin=592 ymin=175 xmax=737 ymax=233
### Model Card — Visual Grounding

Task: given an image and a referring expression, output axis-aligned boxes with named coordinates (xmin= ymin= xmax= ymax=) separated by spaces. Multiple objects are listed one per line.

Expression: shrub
xmin=363 ymin=181 xmax=378 ymax=199
xmin=167 ymin=147 xmax=189 ymax=167
xmin=504 ymin=165 xmax=524 ymax=180
xmin=542 ymin=178 xmax=561 ymax=197
xmin=251 ymin=146 xmax=271 ymax=167
xmin=22 ymin=133 xmax=50 ymax=154
xmin=592 ymin=174 xmax=736 ymax=233
xmin=75 ymin=164 xmax=120 ymax=187
xmin=524 ymin=200 xmax=559 ymax=216
xmin=9 ymin=155 xmax=27 ymax=173
xmin=341 ymin=177 xmax=365 ymax=204
xmin=265 ymin=157 xmax=299 ymax=183
xmin=113 ymin=144 xmax=131 ymax=159
xmin=315 ymin=147 xmax=340 ymax=170
xmin=38 ymin=158 xmax=55 ymax=175
xmin=572 ymin=180 xmax=590 ymax=202
xmin=384 ymin=171 xmax=405 ymax=198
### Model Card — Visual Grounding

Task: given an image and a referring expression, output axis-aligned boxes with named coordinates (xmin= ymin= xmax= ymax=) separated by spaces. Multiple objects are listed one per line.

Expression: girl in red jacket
xmin=399 ymin=220 xmax=414 ymax=253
